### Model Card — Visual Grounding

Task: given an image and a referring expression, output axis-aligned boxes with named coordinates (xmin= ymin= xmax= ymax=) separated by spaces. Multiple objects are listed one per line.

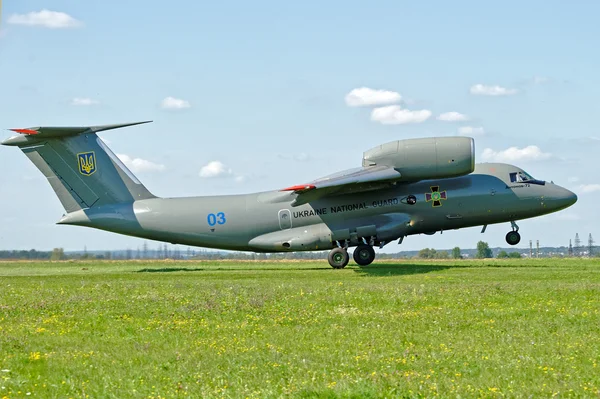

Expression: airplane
xmin=2 ymin=121 xmax=577 ymax=268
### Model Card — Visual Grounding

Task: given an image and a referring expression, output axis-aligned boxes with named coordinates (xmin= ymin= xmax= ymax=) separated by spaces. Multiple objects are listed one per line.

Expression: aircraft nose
xmin=548 ymin=185 xmax=577 ymax=210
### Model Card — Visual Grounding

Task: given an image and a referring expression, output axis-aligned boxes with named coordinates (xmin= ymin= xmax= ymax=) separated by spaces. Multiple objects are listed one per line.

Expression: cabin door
xmin=278 ymin=209 xmax=292 ymax=230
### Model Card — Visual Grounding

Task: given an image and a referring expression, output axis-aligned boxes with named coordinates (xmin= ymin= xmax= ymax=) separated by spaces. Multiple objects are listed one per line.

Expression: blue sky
xmin=1 ymin=0 xmax=599 ymax=253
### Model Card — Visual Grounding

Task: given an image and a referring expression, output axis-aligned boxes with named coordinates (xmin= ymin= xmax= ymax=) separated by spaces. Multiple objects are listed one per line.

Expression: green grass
xmin=1 ymin=258 xmax=599 ymax=398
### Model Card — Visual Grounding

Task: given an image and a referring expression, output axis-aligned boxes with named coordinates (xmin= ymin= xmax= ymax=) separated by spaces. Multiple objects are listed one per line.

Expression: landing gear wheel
xmin=506 ymin=231 xmax=521 ymax=245
xmin=328 ymin=248 xmax=350 ymax=269
xmin=353 ymin=244 xmax=376 ymax=266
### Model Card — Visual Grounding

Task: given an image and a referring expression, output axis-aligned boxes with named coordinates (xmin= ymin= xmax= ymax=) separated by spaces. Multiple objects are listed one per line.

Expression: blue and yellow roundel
xmin=78 ymin=151 xmax=97 ymax=176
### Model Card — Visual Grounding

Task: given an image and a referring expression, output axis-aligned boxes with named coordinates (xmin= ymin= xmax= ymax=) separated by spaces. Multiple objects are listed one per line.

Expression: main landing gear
xmin=328 ymin=247 xmax=350 ymax=269
xmin=327 ymin=242 xmax=377 ymax=269
xmin=353 ymin=244 xmax=376 ymax=266
xmin=506 ymin=221 xmax=521 ymax=245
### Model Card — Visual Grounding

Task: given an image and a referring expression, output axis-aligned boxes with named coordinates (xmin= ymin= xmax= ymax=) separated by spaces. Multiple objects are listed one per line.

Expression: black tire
xmin=328 ymin=247 xmax=349 ymax=269
xmin=506 ymin=231 xmax=521 ymax=245
xmin=353 ymin=244 xmax=376 ymax=266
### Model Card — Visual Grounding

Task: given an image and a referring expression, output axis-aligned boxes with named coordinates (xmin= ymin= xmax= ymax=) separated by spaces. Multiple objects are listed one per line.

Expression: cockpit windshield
xmin=509 ymin=170 xmax=545 ymax=185
xmin=510 ymin=171 xmax=533 ymax=183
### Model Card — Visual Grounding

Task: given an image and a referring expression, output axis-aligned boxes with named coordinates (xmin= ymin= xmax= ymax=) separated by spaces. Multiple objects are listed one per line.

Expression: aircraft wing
xmin=281 ymin=165 xmax=402 ymax=206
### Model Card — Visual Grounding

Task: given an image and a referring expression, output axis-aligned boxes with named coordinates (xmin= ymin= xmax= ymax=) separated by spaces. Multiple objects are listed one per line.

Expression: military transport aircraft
xmin=3 ymin=121 xmax=577 ymax=268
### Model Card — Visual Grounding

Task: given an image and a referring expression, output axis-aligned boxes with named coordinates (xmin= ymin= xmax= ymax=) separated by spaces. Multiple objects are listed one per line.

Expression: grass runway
xmin=1 ymin=258 xmax=599 ymax=398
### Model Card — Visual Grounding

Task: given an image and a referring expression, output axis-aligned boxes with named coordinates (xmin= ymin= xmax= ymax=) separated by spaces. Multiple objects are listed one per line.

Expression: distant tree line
xmin=496 ymin=250 xmax=522 ymax=259
xmin=0 ymin=245 xmax=517 ymax=261
xmin=0 ymin=249 xmax=53 ymax=260
xmin=3 ymin=240 xmax=600 ymax=261
xmin=418 ymin=248 xmax=449 ymax=259
xmin=418 ymin=246 xmax=464 ymax=259
xmin=416 ymin=241 xmax=522 ymax=260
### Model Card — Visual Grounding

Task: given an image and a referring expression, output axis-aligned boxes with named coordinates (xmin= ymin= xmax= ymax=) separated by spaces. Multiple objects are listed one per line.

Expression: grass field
xmin=1 ymin=258 xmax=599 ymax=398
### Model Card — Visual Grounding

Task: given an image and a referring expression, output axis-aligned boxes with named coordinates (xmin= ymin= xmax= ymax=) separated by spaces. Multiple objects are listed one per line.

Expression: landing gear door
xmin=278 ymin=209 xmax=292 ymax=230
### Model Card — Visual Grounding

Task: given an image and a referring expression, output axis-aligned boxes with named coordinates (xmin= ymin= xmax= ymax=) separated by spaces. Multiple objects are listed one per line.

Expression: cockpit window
xmin=510 ymin=171 xmax=534 ymax=183
xmin=509 ymin=170 xmax=545 ymax=185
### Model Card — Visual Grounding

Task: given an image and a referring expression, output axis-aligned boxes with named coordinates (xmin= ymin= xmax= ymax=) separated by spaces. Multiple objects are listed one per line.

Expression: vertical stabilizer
xmin=2 ymin=121 xmax=156 ymax=212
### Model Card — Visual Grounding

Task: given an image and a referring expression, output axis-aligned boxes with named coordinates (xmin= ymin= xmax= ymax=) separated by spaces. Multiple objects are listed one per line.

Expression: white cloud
xmin=481 ymin=146 xmax=552 ymax=163
xmin=458 ymin=126 xmax=485 ymax=136
xmin=71 ymin=97 xmax=98 ymax=106
xmin=199 ymin=161 xmax=233 ymax=178
xmin=568 ymin=177 xmax=580 ymax=183
xmin=370 ymin=105 xmax=432 ymax=125
xmin=578 ymin=184 xmax=600 ymax=194
xmin=8 ymin=10 xmax=83 ymax=29
xmin=437 ymin=112 xmax=469 ymax=122
xmin=345 ymin=87 xmax=401 ymax=107
xmin=199 ymin=161 xmax=247 ymax=182
xmin=161 ymin=96 xmax=191 ymax=109
xmin=470 ymin=84 xmax=518 ymax=96
xmin=116 ymin=154 xmax=165 ymax=173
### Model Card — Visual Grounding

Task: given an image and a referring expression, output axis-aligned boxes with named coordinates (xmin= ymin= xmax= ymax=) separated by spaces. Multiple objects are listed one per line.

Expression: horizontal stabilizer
xmin=3 ymin=121 xmax=152 ymax=146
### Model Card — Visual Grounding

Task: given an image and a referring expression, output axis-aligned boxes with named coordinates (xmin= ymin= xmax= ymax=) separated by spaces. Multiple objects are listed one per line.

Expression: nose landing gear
xmin=506 ymin=221 xmax=521 ymax=245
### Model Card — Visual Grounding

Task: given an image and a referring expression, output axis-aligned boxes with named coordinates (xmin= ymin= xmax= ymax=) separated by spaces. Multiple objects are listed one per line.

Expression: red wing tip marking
xmin=280 ymin=184 xmax=316 ymax=192
xmin=10 ymin=128 xmax=38 ymax=135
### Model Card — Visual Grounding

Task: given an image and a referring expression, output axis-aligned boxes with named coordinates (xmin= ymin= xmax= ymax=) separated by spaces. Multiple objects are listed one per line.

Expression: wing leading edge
xmin=281 ymin=165 xmax=402 ymax=206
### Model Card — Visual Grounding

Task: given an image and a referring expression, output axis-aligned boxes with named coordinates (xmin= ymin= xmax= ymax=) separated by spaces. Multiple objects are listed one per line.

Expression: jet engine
xmin=362 ymin=137 xmax=474 ymax=181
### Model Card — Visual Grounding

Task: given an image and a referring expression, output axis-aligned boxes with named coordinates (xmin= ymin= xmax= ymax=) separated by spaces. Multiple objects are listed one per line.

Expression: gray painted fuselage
xmin=58 ymin=162 xmax=577 ymax=252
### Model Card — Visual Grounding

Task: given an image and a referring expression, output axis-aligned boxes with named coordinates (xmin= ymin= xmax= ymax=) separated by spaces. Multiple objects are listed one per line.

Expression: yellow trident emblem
xmin=78 ymin=151 xmax=97 ymax=176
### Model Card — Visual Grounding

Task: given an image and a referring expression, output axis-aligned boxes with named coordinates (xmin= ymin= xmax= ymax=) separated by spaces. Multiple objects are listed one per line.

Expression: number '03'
xmin=207 ymin=212 xmax=226 ymax=226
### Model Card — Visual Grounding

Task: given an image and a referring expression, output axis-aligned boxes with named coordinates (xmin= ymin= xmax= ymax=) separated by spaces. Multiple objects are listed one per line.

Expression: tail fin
xmin=2 ymin=121 xmax=156 ymax=212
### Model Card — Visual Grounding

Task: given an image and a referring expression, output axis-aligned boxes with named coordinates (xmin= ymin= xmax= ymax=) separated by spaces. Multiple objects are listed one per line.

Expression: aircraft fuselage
xmin=58 ymin=162 xmax=577 ymax=253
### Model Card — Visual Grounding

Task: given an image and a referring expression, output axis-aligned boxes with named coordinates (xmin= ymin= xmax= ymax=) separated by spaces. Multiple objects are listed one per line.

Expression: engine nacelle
xmin=362 ymin=137 xmax=474 ymax=181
